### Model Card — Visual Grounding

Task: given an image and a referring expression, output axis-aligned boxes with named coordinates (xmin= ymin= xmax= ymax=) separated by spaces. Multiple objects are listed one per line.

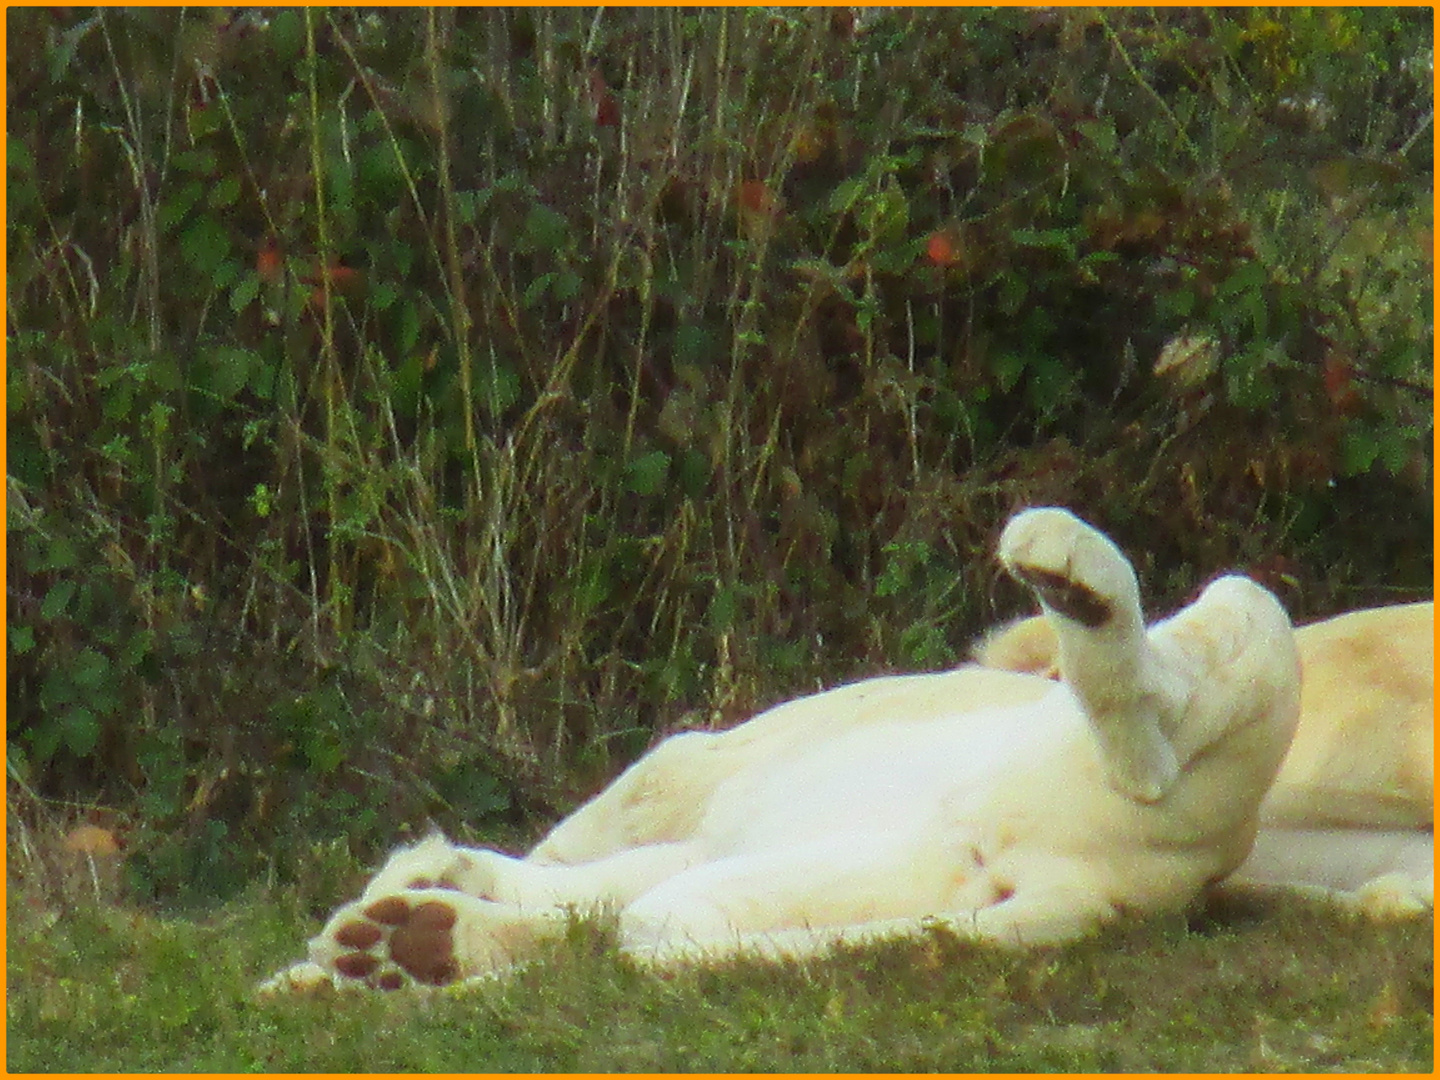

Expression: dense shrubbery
xmin=7 ymin=8 xmax=1432 ymax=903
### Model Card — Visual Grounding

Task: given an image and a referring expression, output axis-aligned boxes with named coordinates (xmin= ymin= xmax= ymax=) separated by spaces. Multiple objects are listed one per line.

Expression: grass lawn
xmin=7 ymin=882 xmax=1431 ymax=1073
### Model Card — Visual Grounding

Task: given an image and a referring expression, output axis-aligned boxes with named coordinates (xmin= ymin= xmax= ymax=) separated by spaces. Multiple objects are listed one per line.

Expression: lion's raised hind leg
xmin=997 ymin=507 xmax=1184 ymax=802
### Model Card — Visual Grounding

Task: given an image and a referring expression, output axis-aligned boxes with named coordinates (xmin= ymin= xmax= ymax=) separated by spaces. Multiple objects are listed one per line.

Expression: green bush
xmin=7 ymin=8 xmax=1431 ymax=901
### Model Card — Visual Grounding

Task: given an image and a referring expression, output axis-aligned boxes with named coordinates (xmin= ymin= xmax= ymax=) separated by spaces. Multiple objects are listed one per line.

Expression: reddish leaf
xmin=926 ymin=230 xmax=959 ymax=267
xmin=256 ymin=238 xmax=283 ymax=282
xmin=302 ymin=262 xmax=363 ymax=292
xmin=1322 ymin=351 xmax=1360 ymax=413
xmin=589 ymin=69 xmax=620 ymax=127
xmin=738 ymin=180 xmax=779 ymax=216
xmin=596 ymin=93 xmax=620 ymax=128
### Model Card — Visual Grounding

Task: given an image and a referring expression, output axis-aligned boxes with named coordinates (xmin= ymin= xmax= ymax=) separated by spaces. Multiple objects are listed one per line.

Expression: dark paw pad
xmin=389 ymin=901 xmax=460 ymax=985
xmin=329 ymin=895 xmax=463 ymax=990
xmin=334 ymin=952 xmax=380 ymax=978
xmin=406 ymin=874 xmax=466 ymax=891
xmin=363 ymin=897 xmax=413 ymax=925
xmin=334 ymin=921 xmax=383 ymax=950
xmin=1009 ymin=564 xmax=1113 ymax=628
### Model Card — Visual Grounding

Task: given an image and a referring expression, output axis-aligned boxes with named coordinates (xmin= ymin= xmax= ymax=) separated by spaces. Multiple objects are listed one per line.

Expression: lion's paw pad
xmin=326 ymin=895 xmax=462 ymax=989
xmin=998 ymin=508 xmax=1129 ymax=628
xmin=1006 ymin=563 xmax=1114 ymax=627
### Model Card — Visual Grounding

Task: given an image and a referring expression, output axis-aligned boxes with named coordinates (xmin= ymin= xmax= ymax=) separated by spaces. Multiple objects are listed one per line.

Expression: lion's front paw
xmin=312 ymin=891 xmax=464 ymax=990
xmin=998 ymin=508 xmax=1136 ymax=628
xmin=309 ymin=888 xmax=559 ymax=990
xmin=255 ymin=960 xmax=336 ymax=997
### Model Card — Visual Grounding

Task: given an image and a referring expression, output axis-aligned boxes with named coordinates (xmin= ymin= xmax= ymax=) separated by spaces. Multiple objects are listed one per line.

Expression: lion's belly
xmin=696 ymin=685 xmax=1088 ymax=855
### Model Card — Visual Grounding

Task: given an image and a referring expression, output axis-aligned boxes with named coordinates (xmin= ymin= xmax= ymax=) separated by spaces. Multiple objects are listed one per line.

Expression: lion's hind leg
xmin=997 ymin=507 xmax=1184 ymax=802
xmin=621 ymin=849 xmax=1118 ymax=966
xmin=1226 ymin=826 xmax=1433 ymax=918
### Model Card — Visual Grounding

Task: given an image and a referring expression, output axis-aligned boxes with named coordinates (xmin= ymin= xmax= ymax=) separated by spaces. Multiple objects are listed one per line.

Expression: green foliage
xmin=6 ymin=8 xmax=1432 ymax=902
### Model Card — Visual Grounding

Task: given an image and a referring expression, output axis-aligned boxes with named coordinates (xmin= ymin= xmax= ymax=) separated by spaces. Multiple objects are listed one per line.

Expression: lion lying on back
xmin=261 ymin=507 xmax=1303 ymax=993
xmin=977 ymin=599 xmax=1434 ymax=916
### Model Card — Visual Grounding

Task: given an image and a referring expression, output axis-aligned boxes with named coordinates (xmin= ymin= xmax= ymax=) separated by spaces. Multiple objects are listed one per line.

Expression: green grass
xmin=8 ymin=881 xmax=1431 ymax=1073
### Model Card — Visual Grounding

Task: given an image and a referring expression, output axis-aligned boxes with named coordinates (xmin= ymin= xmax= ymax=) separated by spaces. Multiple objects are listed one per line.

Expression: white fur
xmin=975 ymin=601 xmax=1435 ymax=915
xmin=259 ymin=507 xmax=1300 ymax=992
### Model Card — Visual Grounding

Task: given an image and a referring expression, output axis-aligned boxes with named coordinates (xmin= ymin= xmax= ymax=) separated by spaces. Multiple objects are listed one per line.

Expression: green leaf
xmin=208 ymin=174 xmax=242 ymax=209
xmin=302 ymin=727 xmax=343 ymax=775
xmin=624 ymin=449 xmax=670 ymax=496
xmin=148 ymin=353 xmax=183 ymax=393
xmin=180 ymin=216 xmax=231 ymax=275
xmin=40 ymin=580 xmax=77 ymax=620
xmin=210 ymin=256 xmax=241 ymax=291
xmin=270 ymin=9 xmax=303 ymax=61
xmin=71 ymin=647 xmax=110 ymax=689
xmin=41 ymin=536 xmax=79 ymax=571
xmin=1158 ymin=287 xmax=1197 ymax=320
xmin=249 ymin=482 xmax=273 ymax=518
xmin=1078 ymin=118 xmax=1118 ymax=155
xmin=390 ymin=352 xmax=423 ymax=416
xmin=396 ymin=301 xmax=421 ymax=356
xmin=1025 ymin=355 xmax=1075 ymax=412
xmin=996 ymin=270 xmax=1028 ymax=316
xmin=522 ymin=204 xmax=570 ymax=251
xmin=570 ymin=554 xmax=612 ymax=614
xmin=433 ymin=760 xmax=511 ymax=817
xmin=877 ymin=541 xmax=932 ymax=597
xmin=8 ymin=135 xmax=35 ymax=178
xmin=358 ymin=142 xmax=405 ymax=204
xmin=188 ymin=101 xmax=223 ymax=138
xmin=862 ymin=187 xmax=909 ymax=240
xmin=875 ymin=561 xmax=907 ymax=598
xmin=119 ymin=628 xmax=153 ymax=670
xmin=993 ymin=351 xmax=1028 ymax=393
xmin=1214 ymin=261 xmax=1267 ymax=302
xmin=10 ymin=625 xmax=36 ymax=655
xmin=172 ymin=148 xmax=218 ymax=177
xmin=203 ymin=346 xmax=259 ymax=400
xmin=522 ymin=271 xmax=557 ymax=308
xmin=707 ymin=582 xmax=740 ymax=631
xmin=477 ymin=359 xmax=520 ymax=415
xmin=47 ymin=14 xmax=97 ymax=82
xmin=553 ymin=270 xmax=582 ymax=302
xmin=230 ymin=271 xmax=261 ymax=314
xmin=1011 ymin=227 xmax=1077 ymax=259
xmin=675 ymin=325 xmax=715 ymax=367
xmin=158 ymin=180 xmax=205 ymax=233
xmin=454 ymin=187 xmax=493 ymax=225
xmin=370 ymin=281 xmax=398 ymax=312
xmin=871 ymin=241 xmax=919 ymax=274
xmin=391 ymin=241 xmax=416 ymax=277
xmin=61 ymin=706 xmax=100 ymax=757
xmin=1379 ymin=429 xmax=1415 ymax=475
xmin=899 ymin=622 xmax=952 ymax=668
xmin=676 ymin=448 xmax=711 ymax=498
xmin=827 ymin=175 xmax=868 ymax=216
xmin=27 ymin=721 xmax=63 ymax=767
xmin=1339 ymin=427 xmax=1381 ymax=475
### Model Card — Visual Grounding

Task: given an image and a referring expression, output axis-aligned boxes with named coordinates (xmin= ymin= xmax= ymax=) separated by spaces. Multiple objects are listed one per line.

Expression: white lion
xmin=976 ymin=600 xmax=1434 ymax=916
xmin=260 ymin=507 xmax=1300 ymax=993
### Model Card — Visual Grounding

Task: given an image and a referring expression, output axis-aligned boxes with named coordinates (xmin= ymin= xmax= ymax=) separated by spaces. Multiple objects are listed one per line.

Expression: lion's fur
xmin=262 ymin=509 xmax=1310 ymax=992
xmin=976 ymin=600 xmax=1435 ymax=914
